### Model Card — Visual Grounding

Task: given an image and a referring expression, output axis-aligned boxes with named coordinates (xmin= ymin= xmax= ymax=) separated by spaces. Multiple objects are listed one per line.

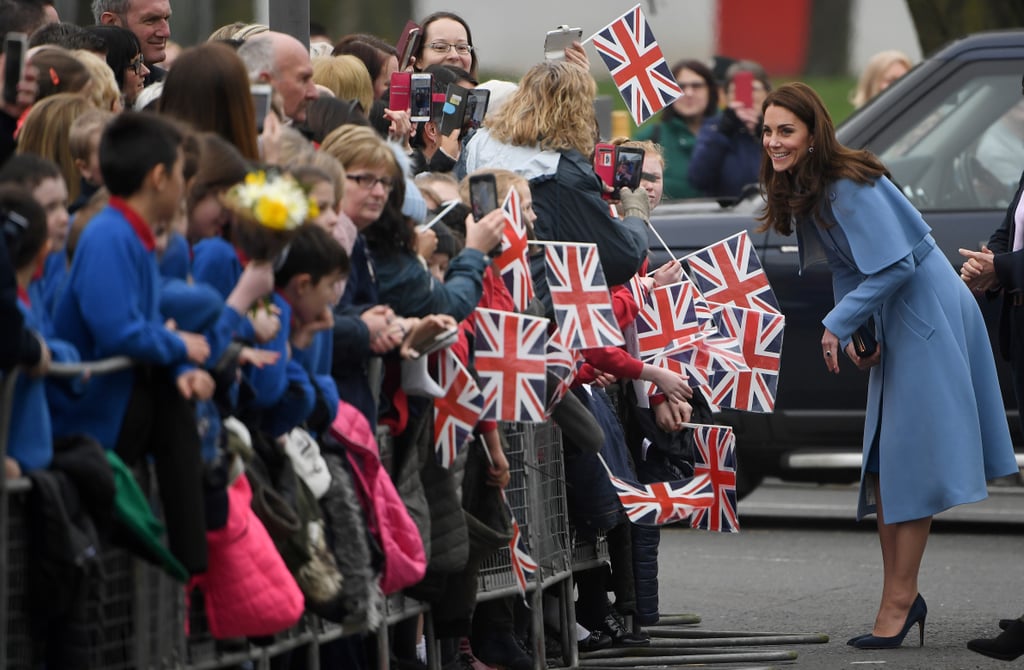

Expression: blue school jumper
xmin=51 ymin=198 xmax=189 ymax=450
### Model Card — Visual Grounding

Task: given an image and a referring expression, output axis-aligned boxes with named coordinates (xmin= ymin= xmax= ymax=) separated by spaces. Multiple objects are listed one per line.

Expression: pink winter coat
xmin=329 ymin=401 xmax=426 ymax=594
xmin=189 ymin=474 xmax=305 ymax=638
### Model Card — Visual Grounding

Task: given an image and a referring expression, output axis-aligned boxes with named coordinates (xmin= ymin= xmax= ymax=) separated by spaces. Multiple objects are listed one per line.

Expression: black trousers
xmin=115 ymin=365 xmax=208 ymax=574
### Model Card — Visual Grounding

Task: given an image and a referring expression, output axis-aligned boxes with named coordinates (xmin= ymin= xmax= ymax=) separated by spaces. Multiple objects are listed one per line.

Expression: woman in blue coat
xmin=759 ymin=83 xmax=1018 ymax=650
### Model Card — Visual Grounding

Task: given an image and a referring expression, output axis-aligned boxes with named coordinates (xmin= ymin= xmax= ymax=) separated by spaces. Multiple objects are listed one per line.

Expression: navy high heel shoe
xmin=851 ymin=594 xmax=927 ymax=650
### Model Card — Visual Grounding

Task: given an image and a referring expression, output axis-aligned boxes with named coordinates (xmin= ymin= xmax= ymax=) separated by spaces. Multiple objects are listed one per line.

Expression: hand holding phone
xmin=544 ymin=25 xmax=583 ymax=61
xmin=395 ymin=20 xmax=422 ymax=71
xmin=3 ymin=33 xmax=28 ymax=107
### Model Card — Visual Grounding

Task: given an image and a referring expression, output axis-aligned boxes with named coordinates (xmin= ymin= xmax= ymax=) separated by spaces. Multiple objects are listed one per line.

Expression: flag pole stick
xmin=645 ymin=219 xmax=680 ymax=265
xmin=417 ymin=200 xmax=459 ymax=232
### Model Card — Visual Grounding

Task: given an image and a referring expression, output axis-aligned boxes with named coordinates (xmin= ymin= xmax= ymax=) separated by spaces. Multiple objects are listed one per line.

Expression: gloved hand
xmin=619 ymin=186 xmax=651 ymax=222
xmin=716 ymin=107 xmax=742 ymax=136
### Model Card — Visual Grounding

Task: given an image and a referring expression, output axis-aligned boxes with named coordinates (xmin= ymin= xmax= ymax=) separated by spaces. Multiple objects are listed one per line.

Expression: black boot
xmin=968 ymin=618 xmax=1024 ymax=661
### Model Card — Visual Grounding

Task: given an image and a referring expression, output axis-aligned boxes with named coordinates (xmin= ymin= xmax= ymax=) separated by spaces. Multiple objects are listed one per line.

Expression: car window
xmin=877 ymin=64 xmax=1024 ymax=211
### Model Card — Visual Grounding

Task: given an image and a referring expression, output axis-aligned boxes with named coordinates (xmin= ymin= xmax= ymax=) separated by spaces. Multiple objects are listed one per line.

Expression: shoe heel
xmin=918 ymin=618 xmax=926 ymax=647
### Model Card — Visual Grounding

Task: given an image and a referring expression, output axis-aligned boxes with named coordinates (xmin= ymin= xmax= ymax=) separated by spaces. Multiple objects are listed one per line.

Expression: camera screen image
xmin=613 ymin=150 xmax=643 ymax=190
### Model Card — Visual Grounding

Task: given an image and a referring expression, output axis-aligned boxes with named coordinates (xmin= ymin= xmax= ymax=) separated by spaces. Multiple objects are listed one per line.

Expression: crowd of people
xmin=4 ymin=0 xmax=1018 ymax=667
xmin=0 ymin=2 xmax=698 ymax=669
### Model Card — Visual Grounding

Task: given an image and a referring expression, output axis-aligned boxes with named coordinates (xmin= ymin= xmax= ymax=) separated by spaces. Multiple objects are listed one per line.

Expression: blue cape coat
xmin=798 ymin=177 xmax=1017 ymax=523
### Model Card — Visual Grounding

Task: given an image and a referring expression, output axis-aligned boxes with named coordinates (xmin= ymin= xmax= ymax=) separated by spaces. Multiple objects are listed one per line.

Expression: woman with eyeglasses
xmin=322 ymin=125 xmax=502 ymax=321
xmin=85 ymin=25 xmax=150 ymax=109
xmin=411 ymin=11 xmax=478 ymax=79
xmin=634 ymin=59 xmax=718 ymax=200
xmin=688 ymin=60 xmax=772 ymax=202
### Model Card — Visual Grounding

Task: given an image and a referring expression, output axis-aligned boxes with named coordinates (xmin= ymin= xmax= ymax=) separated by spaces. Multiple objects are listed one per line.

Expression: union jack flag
xmin=705 ymin=305 xmax=785 ymax=413
xmin=684 ymin=231 xmax=781 ymax=314
xmin=545 ymin=242 xmax=624 ymax=349
xmin=433 ymin=349 xmax=485 ymax=468
xmin=689 ymin=424 xmax=740 ymax=533
xmin=474 ymin=308 xmax=548 ymax=423
xmin=508 ymin=513 xmax=538 ymax=599
xmin=599 ymin=454 xmax=713 ymax=525
xmin=494 ymin=186 xmax=534 ymax=312
xmin=635 ymin=280 xmax=702 ymax=358
xmin=546 ymin=327 xmax=582 ymax=414
xmin=590 ymin=4 xmax=683 ymax=126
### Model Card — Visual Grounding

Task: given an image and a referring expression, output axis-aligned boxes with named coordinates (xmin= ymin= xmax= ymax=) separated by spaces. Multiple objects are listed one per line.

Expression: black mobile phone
xmin=410 ymin=72 xmax=433 ymax=123
xmin=250 ymin=83 xmax=272 ymax=133
xmin=469 ymin=173 xmax=498 ymax=221
xmin=3 ymin=32 xmax=27 ymax=106
xmin=437 ymin=83 xmax=468 ymax=136
xmin=464 ymin=88 xmax=490 ymax=131
xmin=613 ymin=146 xmax=645 ymax=194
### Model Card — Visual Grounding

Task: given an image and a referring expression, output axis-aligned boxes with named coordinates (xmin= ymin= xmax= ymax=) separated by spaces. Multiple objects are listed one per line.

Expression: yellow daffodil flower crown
xmin=224 ymin=170 xmax=320 ymax=232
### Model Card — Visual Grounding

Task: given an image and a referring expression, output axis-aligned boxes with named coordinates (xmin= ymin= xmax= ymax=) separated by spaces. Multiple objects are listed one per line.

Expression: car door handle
xmin=781 ymin=245 xmax=799 ymax=253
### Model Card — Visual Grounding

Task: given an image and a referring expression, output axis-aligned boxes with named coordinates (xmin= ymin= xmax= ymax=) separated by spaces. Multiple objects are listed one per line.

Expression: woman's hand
xmin=564 ymin=41 xmax=590 ymax=69
xmin=821 ymin=328 xmax=841 ymax=374
xmin=438 ymin=126 xmax=462 ymax=161
xmin=361 ymin=305 xmax=403 ymax=353
xmin=846 ymin=341 xmax=882 ymax=372
xmin=654 ymin=397 xmax=692 ymax=432
xmin=416 ymin=227 xmax=438 ymax=259
xmin=384 ymin=108 xmax=413 ymax=150
xmin=464 ymin=208 xmax=504 ymax=254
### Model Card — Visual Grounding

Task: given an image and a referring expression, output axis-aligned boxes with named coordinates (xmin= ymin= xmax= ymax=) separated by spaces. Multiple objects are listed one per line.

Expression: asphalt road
xmin=622 ymin=479 xmax=1024 ymax=670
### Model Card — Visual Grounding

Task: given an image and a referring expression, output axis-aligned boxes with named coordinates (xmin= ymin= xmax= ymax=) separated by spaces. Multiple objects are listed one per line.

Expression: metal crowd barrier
xmin=1 ymin=361 xmax=589 ymax=670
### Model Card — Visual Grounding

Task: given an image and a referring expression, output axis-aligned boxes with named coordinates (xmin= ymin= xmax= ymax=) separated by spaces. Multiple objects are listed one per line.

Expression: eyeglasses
xmin=347 ymin=174 xmax=395 ymax=191
xmin=427 ymin=41 xmax=473 ymax=56
xmin=677 ymin=81 xmax=707 ymax=91
xmin=128 ymin=54 xmax=145 ymax=75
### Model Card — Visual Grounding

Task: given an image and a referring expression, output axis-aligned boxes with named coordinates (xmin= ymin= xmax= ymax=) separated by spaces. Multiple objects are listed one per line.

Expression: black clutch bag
xmin=851 ymin=318 xmax=877 ymax=358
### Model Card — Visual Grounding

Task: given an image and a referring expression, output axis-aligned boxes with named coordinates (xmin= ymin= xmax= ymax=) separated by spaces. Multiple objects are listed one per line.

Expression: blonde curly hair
xmin=486 ymin=60 xmax=597 ymax=157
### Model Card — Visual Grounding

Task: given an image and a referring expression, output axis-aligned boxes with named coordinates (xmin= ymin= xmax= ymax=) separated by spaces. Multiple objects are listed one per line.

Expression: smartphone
xmin=3 ymin=32 xmax=27 ymax=106
xmin=410 ymin=72 xmax=433 ymax=122
xmin=437 ymin=83 xmax=468 ymax=135
xmin=733 ymin=70 xmax=754 ymax=108
xmin=544 ymin=25 xmax=583 ymax=61
xmin=469 ymin=173 xmax=499 ymax=221
xmin=593 ymin=143 xmax=616 ymax=200
xmin=389 ymin=71 xmax=411 ymax=112
xmin=250 ymin=83 xmax=272 ymax=133
xmin=412 ymin=326 xmax=460 ymax=358
xmin=395 ymin=20 xmax=421 ymax=71
xmin=613 ymin=146 xmax=645 ymax=193
xmin=463 ymin=88 xmax=489 ymax=131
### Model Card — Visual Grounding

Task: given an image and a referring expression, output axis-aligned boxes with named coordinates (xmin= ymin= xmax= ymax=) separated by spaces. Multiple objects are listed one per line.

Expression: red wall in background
xmin=716 ymin=0 xmax=812 ymax=76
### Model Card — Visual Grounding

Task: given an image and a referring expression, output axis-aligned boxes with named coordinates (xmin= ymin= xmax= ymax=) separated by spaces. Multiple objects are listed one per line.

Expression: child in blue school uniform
xmin=0 ymin=154 xmax=72 ymax=324
xmin=1 ymin=185 xmax=80 ymax=477
xmin=274 ymin=223 xmax=350 ymax=435
xmin=51 ymin=112 xmax=215 ymax=574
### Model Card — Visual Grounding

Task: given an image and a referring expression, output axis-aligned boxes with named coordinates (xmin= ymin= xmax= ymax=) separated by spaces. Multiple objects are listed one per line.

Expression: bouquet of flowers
xmin=223 ymin=170 xmax=319 ymax=261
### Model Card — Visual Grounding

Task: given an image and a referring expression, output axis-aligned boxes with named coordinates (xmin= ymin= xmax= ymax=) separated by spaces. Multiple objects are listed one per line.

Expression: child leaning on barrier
xmin=1 ymin=185 xmax=81 ymax=477
xmin=51 ymin=112 xmax=214 ymax=575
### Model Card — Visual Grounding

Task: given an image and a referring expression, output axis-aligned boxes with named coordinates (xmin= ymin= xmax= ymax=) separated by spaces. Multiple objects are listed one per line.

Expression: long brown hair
xmin=158 ymin=42 xmax=260 ymax=161
xmin=757 ymin=82 xmax=887 ymax=234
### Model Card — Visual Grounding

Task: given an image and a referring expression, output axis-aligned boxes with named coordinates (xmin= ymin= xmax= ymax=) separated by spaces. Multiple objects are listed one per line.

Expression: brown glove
xmin=618 ymin=186 xmax=650 ymax=222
